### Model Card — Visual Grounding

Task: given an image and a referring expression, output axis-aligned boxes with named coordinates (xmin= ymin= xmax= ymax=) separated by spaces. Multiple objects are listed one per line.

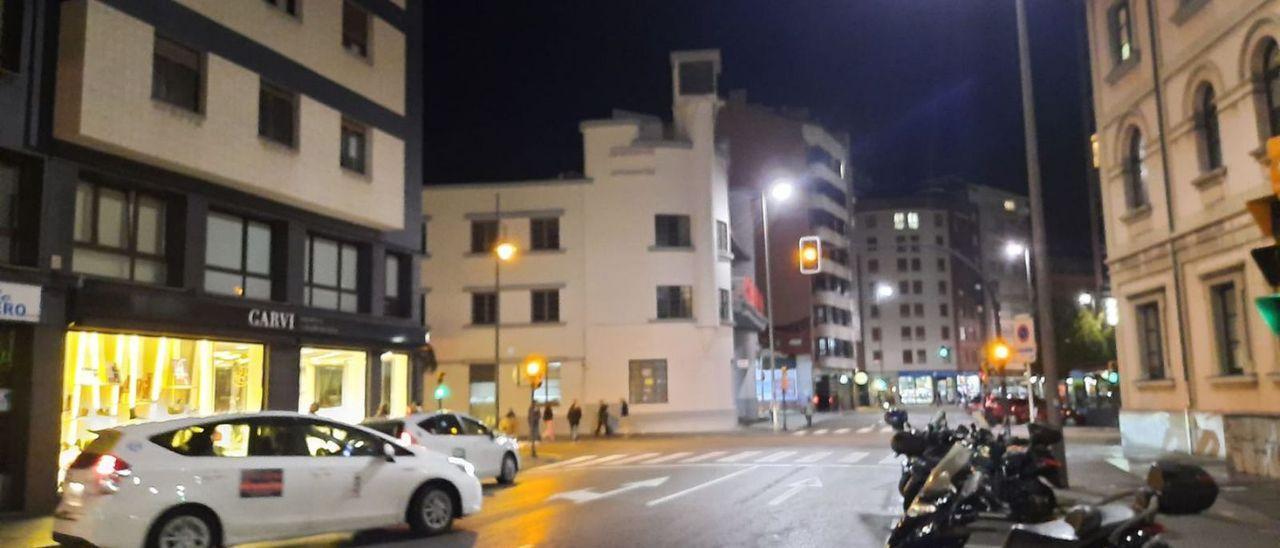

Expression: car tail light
xmin=74 ymin=453 xmax=131 ymax=494
xmin=399 ymin=430 xmax=417 ymax=446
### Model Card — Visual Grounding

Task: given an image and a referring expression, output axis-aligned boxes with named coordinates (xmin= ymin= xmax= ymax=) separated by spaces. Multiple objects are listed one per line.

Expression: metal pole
xmin=1016 ymin=0 xmax=1067 ymax=482
xmin=529 ymin=388 xmax=537 ymax=458
xmin=494 ymin=193 xmax=502 ymax=427
xmin=761 ymin=192 xmax=781 ymax=431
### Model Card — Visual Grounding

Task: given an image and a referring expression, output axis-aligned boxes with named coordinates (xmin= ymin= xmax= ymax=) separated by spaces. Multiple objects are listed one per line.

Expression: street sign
xmin=1011 ymin=313 xmax=1037 ymax=363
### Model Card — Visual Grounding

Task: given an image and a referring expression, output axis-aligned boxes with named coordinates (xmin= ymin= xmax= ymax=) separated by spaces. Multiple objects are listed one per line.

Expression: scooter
xmin=886 ymin=442 xmax=982 ymax=548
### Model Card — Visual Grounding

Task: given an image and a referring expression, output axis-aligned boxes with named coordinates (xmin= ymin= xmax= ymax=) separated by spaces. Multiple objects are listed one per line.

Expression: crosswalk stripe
xmin=681 ymin=451 xmax=728 ymax=463
xmin=796 ymin=451 xmax=833 ymax=464
xmin=838 ymin=451 xmax=869 ymax=464
xmin=856 ymin=425 xmax=874 ymax=434
xmin=640 ymin=452 xmax=692 ymax=464
xmin=880 ymin=426 xmax=895 ymax=433
xmin=812 ymin=428 xmax=830 ymax=435
xmin=609 ymin=452 xmax=661 ymax=465
xmin=718 ymin=450 xmax=764 ymax=463
xmin=539 ymin=454 xmax=596 ymax=470
xmin=757 ymin=451 xmax=798 ymax=463
xmin=792 ymin=430 xmax=809 ymax=436
xmin=571 ymin=454 xmax=630 ymax=467
xmin=834 ymin=428 xmax=851 ymax=434
xmin=879 ymin=454 xmax=902 ymax=465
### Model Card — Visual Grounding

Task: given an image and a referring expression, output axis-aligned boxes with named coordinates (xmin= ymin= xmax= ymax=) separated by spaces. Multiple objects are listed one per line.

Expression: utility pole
xmin=1016 ymin=0 xmax=1067 ymax=484
xmin=493 ymin=193 xmax=502 ymax=426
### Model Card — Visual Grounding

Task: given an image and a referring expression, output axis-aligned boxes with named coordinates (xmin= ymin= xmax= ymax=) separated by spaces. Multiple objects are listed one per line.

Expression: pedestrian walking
xmin=804 ymin=398 xmax=814 ymax=428
xmin=618 ymin=398 xmax=630 ymax=436
xmin=527 ymin=403 xmax=541 ymax=442
xmin=595 ymin=400 xmax=610 ymax=436
xmin=567 ymin=400 xmax=583 ymax=441
xmin=498 ymin=408 xmax=517 ymax=436
xmin=542 ymin=404 xmax=556 ymax=441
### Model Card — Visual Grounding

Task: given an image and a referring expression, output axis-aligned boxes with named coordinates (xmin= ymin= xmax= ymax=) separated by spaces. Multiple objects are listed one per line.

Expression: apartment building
xmin=422 ymin=50 xmax=736 ymax=434
xmin=1085 ymin=0 xmax=1280 ymax=475
xmin=0 ymin=0 xmax=425 ymax=512
xmin=717 ymin=94 xmax=861 ymax=410
xmin=854 ymin=196 xmax=986 ymax=404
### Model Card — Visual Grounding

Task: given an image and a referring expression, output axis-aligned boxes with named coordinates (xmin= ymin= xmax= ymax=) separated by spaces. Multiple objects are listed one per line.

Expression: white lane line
xmin=680 ymin=451 xmax=728 ymax=463
xmin=570 ymin=454 xmax=630 ymax=468
xmin=646 ymin=465 xmax=761 ymax=507
xmin=834 ymin=428 xmax=851 ymax=434
xmin=856 ymin=425 xmax=875 ymax=434
xmin=757 ymin=451 xmax=798 ymax=463
xmin=796 ymin=451 xmax=833 ymax=464
xmin=838 ymin=451 xmax=869 ymax=464
xmin=608 ymin=453 xmax=661 ymax=465
xmin=880 ymin=426 xmax=895 ymax=433
xmin=792 ymin=430 xmax=809 ymax=436
xmin=537 ymin=454 xmax=597 ymax=470
xmin=879 ymin=454 xmax=902 ymax=465
xmin=718 ymin=450 xmax=764 ymax=463
xmin=639 ymin=452 xmax=693 ymax=464
xmin=812 ymin=429 xmax=830 ymax=435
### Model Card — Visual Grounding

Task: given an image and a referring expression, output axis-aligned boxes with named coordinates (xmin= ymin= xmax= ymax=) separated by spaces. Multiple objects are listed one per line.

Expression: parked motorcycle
xmin=886 ymin=442 xmax=982 ymax=548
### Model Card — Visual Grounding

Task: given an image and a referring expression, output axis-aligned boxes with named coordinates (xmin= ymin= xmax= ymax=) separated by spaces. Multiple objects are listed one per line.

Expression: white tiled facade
xmin=1086 ymin=0 xmax=1280 ymax=475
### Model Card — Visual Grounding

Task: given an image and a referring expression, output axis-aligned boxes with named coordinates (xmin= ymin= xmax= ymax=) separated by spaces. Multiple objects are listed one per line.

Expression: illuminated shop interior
xmin=298 ymin=347 xmax=367 ymax=424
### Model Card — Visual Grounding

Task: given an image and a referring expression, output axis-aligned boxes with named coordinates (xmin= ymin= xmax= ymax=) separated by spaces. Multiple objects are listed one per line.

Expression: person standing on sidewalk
xmin=804 ymin=398 xmax=814 ymax=428
xmin=618 ymin=398 xmax=631 ymax=436
xmin=595 ymin=400 xmax=610 ymax=437
xmin=542 ymin=403 xmax=556 ymax=441
xmin=498 ymin=408 xmax=517 ymax=436
xmin=567 ymin=400 xmax=583 ymax=441
xmin=527 ymin=403 xmax=541 ymax=443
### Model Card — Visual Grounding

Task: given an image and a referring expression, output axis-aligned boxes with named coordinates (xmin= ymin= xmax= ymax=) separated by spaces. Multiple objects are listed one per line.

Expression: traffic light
xmin=988 ymin=338 xmax=1012 ymax=374
xmin=433 ymin=384 xmax=450 ymax=400
xmin=523 ymin=354 xmax=547 ymax=389
xmin=1247 ymin=136 xmax=1280 ymax=334
xmin=938 ymin=345 xmax=952 ymax=362
xmin=798 ymin=236 xmax=821 ymax=275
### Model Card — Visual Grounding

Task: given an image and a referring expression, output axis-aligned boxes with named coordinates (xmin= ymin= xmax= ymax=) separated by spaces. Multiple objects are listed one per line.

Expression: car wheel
xmin=145 ymin=507 xmax=220 ymax=548
xmin=497 ymin=453 xmax=518 ymax=484
xmin=409 ymin=484 xmax=455 ymax=536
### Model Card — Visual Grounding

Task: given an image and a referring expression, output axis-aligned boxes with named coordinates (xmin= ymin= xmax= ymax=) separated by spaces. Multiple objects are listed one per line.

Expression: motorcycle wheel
xmin=1008 ymin=481 xmax=1056 ymax=523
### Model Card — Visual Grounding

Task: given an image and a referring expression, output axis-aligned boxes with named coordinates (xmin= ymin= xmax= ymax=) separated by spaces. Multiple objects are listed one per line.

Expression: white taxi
xmin=364 ymin=412 xmax=521 ymax=484
xmin=52 ymin=411 xmax=482 ymax=548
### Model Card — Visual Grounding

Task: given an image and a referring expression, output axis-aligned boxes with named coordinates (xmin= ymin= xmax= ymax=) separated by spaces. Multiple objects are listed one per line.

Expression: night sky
xmin=424 ymin=1 xmax=1094 ymax=260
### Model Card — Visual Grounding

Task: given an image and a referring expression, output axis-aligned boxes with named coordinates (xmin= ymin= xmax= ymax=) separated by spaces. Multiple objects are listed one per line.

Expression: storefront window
xmin=59 ymin=332 xmax=264 ymax=478
xmin=379 ymin=352 xmax=408 ymax=418
xmin=299 ymin=347 xmax=366 ymax=424
xmin=469 ymin=363 xmax=496 ymax=426
xmin=897 ymin=375 xmax=935 ymax=405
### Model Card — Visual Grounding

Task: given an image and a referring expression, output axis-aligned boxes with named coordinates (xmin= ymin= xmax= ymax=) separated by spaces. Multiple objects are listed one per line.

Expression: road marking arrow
xmin=767 ymin=476 xmax=823 ymax=506
xmin=548 ymin=476 xmax=669 ymax=504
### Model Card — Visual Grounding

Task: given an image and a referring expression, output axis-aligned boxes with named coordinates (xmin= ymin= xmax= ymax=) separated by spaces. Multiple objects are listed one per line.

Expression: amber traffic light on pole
xmin=798 ymin=236 xmax=821 ymax=274
xmin=1248 ymin=136 xmax=1280 ymax=334
xmin=523 ymin=354 xmax=546 ymax=457
xmin=987 ymin=338 xmax=1012 ymax=375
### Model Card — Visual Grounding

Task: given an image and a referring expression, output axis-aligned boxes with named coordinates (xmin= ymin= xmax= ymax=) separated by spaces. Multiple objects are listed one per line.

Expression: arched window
xmin=1124 ymin=129 xmax=1148 ymax=210
xmin=1196 ymin=84 xmax=1222 ymax=171
xmin=1264 ymin=40 xmax=1280 ymax=136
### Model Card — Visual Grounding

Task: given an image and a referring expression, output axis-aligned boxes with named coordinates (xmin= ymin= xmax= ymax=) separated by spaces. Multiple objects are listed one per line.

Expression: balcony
xmin=810 ymin=193 xmax=847 ymax=219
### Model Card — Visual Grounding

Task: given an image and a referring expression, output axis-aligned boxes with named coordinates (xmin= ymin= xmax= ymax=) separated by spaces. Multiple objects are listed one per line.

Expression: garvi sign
xmin=247 ymin=308 xmax=296 ymax=330
xmin=0 ymin=281 xmax=41 ymax=323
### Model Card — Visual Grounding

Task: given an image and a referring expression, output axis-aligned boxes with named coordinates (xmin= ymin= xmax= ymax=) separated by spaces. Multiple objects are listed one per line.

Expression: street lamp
xmin=1076 ymin=292 xmax=1094 ymax=308
xmin=874 ymin=283 xmax=895 ymax=300
xmin=492 ymin=194 xmax=518 ymax=428
xmin=761 ymin=177 xmax=793 ymax=431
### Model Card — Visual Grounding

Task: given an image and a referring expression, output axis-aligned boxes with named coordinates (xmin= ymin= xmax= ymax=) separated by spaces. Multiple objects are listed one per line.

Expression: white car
xmin=364 ymin=412 xmax=521 ymax=484
xmin=52 ymin=411 xmax=482 ymax=548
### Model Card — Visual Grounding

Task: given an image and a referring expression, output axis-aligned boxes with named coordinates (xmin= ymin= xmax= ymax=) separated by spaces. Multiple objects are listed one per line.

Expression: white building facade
xmin=1086 ymin=0 xmax=1280 ymax=476
xmin=422 ymin=51 xmax=737 ymax=433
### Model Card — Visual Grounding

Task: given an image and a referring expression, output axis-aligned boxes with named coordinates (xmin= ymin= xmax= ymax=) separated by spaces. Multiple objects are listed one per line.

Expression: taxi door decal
xmin=240 ymin=468 xmax=284 ymax=498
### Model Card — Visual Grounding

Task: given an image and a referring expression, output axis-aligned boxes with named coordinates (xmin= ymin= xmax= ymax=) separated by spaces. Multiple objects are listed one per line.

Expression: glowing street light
xmin=769 ymin=179 xmax=794 ymax=201
xmin=875 ymin=283 xmax=895 ymax=300
xmin=1077 ymin=292 xmax=1095 ymax=307
xmin=1004 ymin=241 xmax=1027 ymax=260
xmin=761 ymin=176 xmax=796 ymax=429
xmin=494 ymin=241 xmax=518 ymax=261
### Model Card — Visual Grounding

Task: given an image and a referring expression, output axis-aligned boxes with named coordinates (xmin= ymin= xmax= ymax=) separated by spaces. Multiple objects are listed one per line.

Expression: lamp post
xmin=761 ymin=178 xmax=793 ymax=431
xmin=493 ymin=193 xmax=517 ymax=428
xmin=873 ymin=282 xmax=894 ymax=405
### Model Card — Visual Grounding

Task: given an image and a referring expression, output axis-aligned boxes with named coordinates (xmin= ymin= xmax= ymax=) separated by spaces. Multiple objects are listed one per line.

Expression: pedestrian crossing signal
xmin=798 ymin=236 xmax=821 ymax=275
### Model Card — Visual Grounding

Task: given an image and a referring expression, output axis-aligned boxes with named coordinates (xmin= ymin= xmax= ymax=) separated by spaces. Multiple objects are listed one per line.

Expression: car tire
xmin=145 ymin=507 xmax=221 ymax=548
xmin=497 ymin=453 xmax=518 ymax=484
xmin=408 ymin=483 xmax=455 ymax=536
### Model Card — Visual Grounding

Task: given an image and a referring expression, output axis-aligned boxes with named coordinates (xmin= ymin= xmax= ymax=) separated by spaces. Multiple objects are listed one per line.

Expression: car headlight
xmin=448 ymin=456 xmax=476 ymax=477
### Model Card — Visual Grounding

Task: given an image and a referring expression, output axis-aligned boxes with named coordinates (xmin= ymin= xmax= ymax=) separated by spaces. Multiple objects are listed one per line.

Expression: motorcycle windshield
xmin=930 ymin=410 xmax=947 ymax=429
xmin=919 ymin=443 xmax=970 ymax=499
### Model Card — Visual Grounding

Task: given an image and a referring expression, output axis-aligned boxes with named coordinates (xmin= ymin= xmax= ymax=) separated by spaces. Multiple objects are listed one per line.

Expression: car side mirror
xmin=382 ymin=443 xmax=396 ymax=463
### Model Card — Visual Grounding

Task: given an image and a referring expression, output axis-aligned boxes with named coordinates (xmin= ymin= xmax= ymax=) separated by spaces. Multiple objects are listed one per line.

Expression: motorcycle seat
xmin=1005 ymin=503 xmax=1136 ymax=545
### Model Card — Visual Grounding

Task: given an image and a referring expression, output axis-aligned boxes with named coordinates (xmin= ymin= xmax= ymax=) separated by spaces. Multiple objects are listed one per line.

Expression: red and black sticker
xmin=240 ymin=468 xmax=284 ymax=498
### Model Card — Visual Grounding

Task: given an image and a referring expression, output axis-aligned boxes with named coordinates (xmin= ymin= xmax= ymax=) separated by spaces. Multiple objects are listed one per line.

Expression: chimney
xmin=669 ymin=49 xmax=721 ymax=141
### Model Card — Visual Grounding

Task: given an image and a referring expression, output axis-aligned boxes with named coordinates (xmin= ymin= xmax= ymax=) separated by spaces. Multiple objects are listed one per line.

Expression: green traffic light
xmin=1257 ymin=294 xmax=1280 ymax=335
xmin=938 ymin=345 xmax=951 ymax=359
xmin=434 ymin=384 xmax=450 ymax=400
